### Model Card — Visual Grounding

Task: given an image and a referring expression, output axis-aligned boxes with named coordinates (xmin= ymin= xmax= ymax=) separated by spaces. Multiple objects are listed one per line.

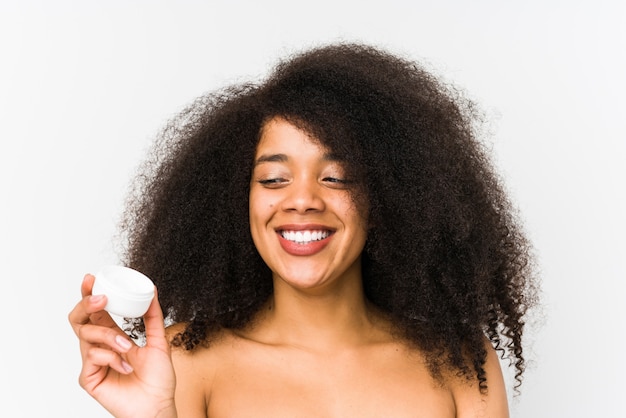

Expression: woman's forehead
xmin=256 ymin=117 xmax=327 ymax=155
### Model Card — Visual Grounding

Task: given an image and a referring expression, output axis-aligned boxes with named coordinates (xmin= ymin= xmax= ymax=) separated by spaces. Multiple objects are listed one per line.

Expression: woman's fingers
xmin=81 ymin=345 xmax=134 ymax=381
xmin=70 ymin=272 xmax=136 ymax=383
xmin=70 ymin=275 xmax=168 ymax=353
xmin=80 ymin=273 xmax=96 ymax=298
xmin=143 ymin=287 xmax=169 ymax=351
xmin=70 ymin=274 xmax=177 ymax=417
xmin=68 ymin=295 xmax=105 ymax=336
xmin=77 ymin=322 xmax=134 ymax=354
xmin=68 ymin=275 xmax=118 ymax=336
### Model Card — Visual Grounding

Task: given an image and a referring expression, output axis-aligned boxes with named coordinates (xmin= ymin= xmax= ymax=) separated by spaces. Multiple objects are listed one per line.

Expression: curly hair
xmin=120 ymin=43 xmax=537 ymax=391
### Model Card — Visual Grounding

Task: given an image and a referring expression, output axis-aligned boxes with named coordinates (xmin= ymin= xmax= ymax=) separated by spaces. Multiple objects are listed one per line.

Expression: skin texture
xmin=169 ymin=327 xmax=509 ymax=417
xmin=69 ymin=43 xmax=537 ymax=417
xmin=249 ymin=118 xmax=368 ymax=295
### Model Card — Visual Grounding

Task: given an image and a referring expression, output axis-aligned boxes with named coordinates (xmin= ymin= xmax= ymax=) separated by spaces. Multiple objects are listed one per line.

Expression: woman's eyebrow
xmin=254 ymin=152 xmax=343 ymax=166
xmin=254 ymin=153 xmax=288 ymax=165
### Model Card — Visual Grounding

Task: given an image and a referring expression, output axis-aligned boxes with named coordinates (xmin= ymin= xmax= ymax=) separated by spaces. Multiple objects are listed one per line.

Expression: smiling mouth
xmin=279 ymin=230 xmax=332 ymax=244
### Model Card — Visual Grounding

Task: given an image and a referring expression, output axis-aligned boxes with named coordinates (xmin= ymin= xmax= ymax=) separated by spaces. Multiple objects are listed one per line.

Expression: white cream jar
xmin=92 ymin=265 xmax=155 ymax=318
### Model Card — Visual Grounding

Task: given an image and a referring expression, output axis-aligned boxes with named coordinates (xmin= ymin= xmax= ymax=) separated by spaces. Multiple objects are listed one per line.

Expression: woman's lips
xmin=276 ymin=226 xmax=334 ymax=256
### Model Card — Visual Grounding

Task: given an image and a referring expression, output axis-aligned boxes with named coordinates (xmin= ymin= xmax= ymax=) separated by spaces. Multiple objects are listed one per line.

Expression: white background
xmin=1 ymin=1 xmax=624 ymax=417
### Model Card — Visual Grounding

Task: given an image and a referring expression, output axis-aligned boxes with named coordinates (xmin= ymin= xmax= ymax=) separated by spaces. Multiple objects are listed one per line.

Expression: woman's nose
xmin=281 ymin=178 xmax=325 ymax=213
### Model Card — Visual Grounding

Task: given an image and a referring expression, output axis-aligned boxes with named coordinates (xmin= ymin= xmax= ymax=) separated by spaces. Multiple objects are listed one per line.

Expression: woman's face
xmin=249 ymin=117 xmax=368 ymax=293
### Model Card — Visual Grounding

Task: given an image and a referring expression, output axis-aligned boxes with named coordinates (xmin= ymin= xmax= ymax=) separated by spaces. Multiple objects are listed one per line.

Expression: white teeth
xmin=281 ymin=230 xmax=330 ymax=244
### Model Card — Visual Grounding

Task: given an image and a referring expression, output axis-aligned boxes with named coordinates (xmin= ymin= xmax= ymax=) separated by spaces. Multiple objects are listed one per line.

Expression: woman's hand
xmin=68 ymin=274 xmax=177 ymax=418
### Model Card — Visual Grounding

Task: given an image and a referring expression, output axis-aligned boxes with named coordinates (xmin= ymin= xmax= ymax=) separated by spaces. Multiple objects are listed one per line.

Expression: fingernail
xmin=116 ymin=335 xmax=132 ymax=350
xmin=121 ymin=360 xmax=134 ymax=373
xmin=90 ymin=294 xmax=104 ymax=303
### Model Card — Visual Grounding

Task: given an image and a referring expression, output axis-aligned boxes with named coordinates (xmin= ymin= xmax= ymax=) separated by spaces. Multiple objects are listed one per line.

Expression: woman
xmin=69 ymin=43 xmax=536 ymax=417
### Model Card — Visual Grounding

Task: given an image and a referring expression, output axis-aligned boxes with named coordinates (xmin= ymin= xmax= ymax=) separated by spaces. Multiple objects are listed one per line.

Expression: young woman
xmin=69 ymin=43 xmax=536 ymax=417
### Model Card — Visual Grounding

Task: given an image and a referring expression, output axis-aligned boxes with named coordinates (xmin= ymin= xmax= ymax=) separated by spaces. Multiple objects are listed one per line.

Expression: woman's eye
xmin=258 ymin=178 xmax=288 ymax=188
xmin=322 ymin=177 xmax=349 ymax=188
xmin=322 ymin=177 xmax=344 ymax=183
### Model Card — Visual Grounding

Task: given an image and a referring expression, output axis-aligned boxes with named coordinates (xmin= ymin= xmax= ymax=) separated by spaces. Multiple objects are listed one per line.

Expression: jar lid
xmin=92 ymin=265 xmax=155 ymax=317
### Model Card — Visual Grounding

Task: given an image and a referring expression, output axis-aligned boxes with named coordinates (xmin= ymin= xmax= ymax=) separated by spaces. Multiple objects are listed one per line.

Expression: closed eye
xmin=322 ymin=177 xmax=350 ymax=189
xmin=322 ymin=177 xmax=346 ymax=183
xmin=258 ymin=178 xmax=289 ymax=188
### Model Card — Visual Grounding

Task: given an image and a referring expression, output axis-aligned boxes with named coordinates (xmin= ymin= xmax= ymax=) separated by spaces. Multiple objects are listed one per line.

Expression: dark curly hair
xmin=120 ymin=43 xmax=537 ymax=392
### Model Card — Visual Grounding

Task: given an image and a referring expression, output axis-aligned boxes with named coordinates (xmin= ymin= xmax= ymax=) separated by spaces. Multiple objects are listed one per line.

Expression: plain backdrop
xmin=1 ymin=1 xmax=624 ymax=417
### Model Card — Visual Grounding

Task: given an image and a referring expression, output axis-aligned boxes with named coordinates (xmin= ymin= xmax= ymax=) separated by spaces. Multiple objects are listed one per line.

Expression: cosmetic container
xmin=92 ymin=265 xmax=154 ymax=318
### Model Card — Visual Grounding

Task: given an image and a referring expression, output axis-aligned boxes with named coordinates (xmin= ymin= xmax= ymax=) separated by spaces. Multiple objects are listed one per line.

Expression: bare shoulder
xmin=164 ymin=322 xmax=509 ymax=418
xmin=448 ymin=339 xmax=510 ymax=418
xmin=165 ymin=323 xmax=235 ymax=418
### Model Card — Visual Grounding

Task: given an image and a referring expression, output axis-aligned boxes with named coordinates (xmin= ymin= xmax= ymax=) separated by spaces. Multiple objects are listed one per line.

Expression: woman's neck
xmin=249 ymin=271 xmax=389 ymax=352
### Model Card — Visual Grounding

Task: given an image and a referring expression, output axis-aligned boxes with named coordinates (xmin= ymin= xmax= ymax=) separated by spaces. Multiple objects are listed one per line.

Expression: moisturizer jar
xmin=92 ymin=265 xmax=155 ymax=318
